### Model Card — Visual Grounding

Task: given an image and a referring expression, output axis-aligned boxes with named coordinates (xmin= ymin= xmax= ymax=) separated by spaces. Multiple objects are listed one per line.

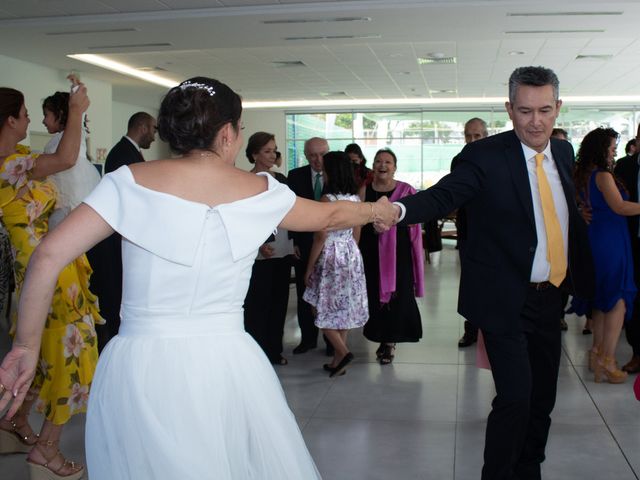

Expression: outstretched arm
xmin=30 ymin=83 xmax=90 ymax=180
xmin=0 ymin=204 xmax=113 ymax=418
xmin=280 ymin=195 xmax=397 ymax=233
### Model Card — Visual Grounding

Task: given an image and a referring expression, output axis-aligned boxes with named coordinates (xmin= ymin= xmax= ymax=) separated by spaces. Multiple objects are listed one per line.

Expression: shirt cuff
xmin=394 ymin=201 xmax=406 ymax=222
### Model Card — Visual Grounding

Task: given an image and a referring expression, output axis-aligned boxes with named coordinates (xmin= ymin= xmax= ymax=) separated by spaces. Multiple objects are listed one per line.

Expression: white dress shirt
xmin=521 ymin=142 xmax=569 ymax=282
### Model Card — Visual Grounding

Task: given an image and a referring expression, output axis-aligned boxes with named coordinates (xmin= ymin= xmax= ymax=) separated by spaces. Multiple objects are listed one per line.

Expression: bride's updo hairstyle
xmin=158 ymin=76 xmax=242 ymax=155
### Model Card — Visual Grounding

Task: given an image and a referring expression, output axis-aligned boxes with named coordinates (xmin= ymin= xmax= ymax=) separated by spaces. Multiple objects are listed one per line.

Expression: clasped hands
xmin=371 ymin=196 xmax=401 ymax=233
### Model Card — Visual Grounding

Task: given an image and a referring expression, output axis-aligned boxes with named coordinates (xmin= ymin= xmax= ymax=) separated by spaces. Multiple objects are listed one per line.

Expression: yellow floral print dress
xmin=0 ymin=145 xmax=103 ymax=425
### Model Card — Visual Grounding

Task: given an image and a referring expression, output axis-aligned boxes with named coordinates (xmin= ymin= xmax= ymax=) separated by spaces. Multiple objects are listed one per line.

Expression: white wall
xmin=0 ymin=54 xmax=112 ymax=161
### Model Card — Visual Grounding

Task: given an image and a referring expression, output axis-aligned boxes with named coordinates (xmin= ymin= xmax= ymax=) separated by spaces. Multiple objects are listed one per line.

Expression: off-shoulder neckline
xmin=117 ymin=166 xmax=277 ymax=210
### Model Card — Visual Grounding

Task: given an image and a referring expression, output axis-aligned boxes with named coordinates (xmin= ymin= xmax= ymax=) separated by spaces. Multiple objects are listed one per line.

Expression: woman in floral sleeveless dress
xmin=0 ymin=85 xmax=101 ymax=480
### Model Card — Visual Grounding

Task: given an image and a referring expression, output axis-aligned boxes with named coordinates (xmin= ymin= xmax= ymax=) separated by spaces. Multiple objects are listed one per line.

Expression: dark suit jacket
xmin=399 ymin=130 xmax=594 ymax=333
xmin=614 ymin=153 xmax=639 ymax=239
xmin=287 ymin=165 xmax=315 ymax=252
xmin=104 ymin=137 xmax=144 ymax=174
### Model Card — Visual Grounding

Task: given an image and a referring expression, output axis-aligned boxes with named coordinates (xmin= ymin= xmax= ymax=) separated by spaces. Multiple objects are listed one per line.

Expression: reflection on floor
xmin=2 ymin=243 xmax=639 ymax=479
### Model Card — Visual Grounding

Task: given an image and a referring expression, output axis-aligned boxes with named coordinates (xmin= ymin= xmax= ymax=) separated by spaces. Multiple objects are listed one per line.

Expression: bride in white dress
xmin=0 ymin=77 xmax=397 ymax=479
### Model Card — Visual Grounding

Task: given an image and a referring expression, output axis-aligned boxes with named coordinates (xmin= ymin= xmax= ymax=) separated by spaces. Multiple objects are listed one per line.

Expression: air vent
xmin=264 ymin=17 xmax=370 ymax=24
xmin=285 ymin=34 xmax=380 ymax=41
xmin=47 ymin=28 xmax=138 ymax=36
xmin=507 ymin=11 xmax=622 ymax=17
xmin=576 ymin=54 xmax=613 ymax=60
xmin=418 ymin=56 xmax=456 ymax=65
xmin=429 ymin=89 xmax=457 ymax=94
xmin=505 ymin=29 xmax=604 ymax=34
xmin=320 ymin=92 xmax=349 ymax=97
xmin=137 ymin=66 xmax=168 ymax=72
xmin=87 ymin=43 xmax=172 ymax=50
xmin=272 ymin=61 xmax=307 ymax=68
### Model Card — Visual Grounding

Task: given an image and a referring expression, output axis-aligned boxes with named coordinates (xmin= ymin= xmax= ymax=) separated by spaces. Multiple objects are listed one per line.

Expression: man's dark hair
xmin=127 ymin=112 xmax=154 ymax=132
xmin=508 ymin=66 xmax=559 ymax=104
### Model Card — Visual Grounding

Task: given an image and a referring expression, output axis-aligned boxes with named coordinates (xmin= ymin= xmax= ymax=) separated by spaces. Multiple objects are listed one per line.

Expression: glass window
xmin=286 ymin=107 xmax=638 ymax=188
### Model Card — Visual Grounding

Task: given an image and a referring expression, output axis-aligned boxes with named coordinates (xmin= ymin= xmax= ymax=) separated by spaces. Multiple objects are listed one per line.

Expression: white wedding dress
xmin=83 ymin=166 xmax=321 ymax=479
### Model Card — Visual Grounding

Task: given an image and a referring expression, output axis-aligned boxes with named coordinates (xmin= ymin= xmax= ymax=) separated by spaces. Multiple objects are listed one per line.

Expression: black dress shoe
xmin=293 ymin=343 xmax=316 ymax=355
xmin=458 ymin=332 xmax=477 ymax=348
xmin=330 ymin=353 xmax=354 ymax=377
xmin=458 ymin=321 xmax=477 ymax=348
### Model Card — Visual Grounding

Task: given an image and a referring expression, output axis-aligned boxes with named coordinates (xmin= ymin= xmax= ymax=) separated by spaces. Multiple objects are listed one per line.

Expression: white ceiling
xmin=2 ymin=0 xmax=640 ymax=108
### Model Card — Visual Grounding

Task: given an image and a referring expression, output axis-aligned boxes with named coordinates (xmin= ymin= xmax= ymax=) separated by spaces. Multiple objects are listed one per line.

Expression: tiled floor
xmin=2 ymin=242 xmax=639 ymax=479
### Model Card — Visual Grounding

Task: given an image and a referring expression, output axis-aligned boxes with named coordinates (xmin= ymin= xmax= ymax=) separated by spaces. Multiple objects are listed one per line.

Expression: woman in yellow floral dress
xmin=0 ymin=85 xmax=101 ymax=480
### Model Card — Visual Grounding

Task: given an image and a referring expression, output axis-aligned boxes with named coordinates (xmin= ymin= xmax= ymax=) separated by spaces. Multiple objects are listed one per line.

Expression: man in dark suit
xmin=614 ymin=129 xmax=640 ymax=373
xmin=104 ymin=111 xmax=156 ymax=173
xmin=386 ymin=66 xmax=594 ymax=479
xmin=451 ymin=117 xmax=488 ymax=348
xmin=92 ymin=112 xmax=156 ymax=350
xmin=287 ymin=137 xmax=329 ymax=354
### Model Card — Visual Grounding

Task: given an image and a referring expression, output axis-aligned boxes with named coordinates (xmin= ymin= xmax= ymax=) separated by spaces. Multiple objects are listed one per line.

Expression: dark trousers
xmin=481 ymin=286 xmax=562 ymax=480
xmin=293 ymin=246 xmax=319 ymax=347
xmin=625 ymin=236 xmax=640 ymax=356
xmin=244 ymin=257 xmax=291 ymax=362
xmin=86 ymin=232 xmax=122 ymax=352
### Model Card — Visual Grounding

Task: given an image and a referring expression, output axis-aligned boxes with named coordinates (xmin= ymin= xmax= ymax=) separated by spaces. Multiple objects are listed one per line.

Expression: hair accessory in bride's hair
xmin=179 ymin=81 xmax=216 ymax=97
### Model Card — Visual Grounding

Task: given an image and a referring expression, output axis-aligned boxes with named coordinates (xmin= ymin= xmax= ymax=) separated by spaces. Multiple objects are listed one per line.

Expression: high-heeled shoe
xmin=594 ymin=356 xmax=628 ymax=384
xmin=26 ymin=440 xmax=84 ymax=480
xmin=0 ymin=419 xmax=38 ymax=454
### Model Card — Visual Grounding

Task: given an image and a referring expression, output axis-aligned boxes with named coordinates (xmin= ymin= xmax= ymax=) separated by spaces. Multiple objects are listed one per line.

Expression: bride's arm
xmin=279 ymin=195 xmax=397 ymax=233
xmin=0 ymin=205 xmax=112 ymax=417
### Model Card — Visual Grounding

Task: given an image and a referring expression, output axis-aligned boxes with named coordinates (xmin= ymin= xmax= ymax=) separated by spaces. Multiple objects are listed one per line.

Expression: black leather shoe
xmin=330 ymin=352 xmax=354 ymax=377
xmin=293 ymin=343 xmax=316 ymax=355
xmin=458 ymin=321 xmax=477 ymax=348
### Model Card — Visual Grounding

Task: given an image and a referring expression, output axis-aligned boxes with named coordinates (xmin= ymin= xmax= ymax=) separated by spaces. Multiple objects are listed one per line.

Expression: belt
xmin=529 ymin=281 xmax=555 ymax=291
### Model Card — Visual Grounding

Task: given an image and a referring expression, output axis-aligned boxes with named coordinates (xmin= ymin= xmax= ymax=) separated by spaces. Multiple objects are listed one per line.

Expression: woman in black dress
xmin=360 ymin=148 xmax=424 ymax=364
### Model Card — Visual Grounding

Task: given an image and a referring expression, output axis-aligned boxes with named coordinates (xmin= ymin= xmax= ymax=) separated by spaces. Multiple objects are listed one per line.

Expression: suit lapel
xmin=504 ymin=131 xmax=535 ymax=227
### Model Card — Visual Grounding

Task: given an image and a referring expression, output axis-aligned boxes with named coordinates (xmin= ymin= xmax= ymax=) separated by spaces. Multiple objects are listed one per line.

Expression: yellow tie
xmin=534 ymin=153 xmax=566 ymax=287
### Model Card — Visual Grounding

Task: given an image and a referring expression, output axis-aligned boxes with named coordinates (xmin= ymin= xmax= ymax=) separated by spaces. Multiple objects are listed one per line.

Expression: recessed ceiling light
xmin=398 ymin=71 xmax=412 ymax=75
xmin=508 ymin=51 xmax=525 ymax=56
xmin=263 ymin=17 xmax=371 ymax=24
xmin=68 ymin=54 xmax=177 ymax=88
xmin=429 ymin=89 xmax=457 ymax=94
